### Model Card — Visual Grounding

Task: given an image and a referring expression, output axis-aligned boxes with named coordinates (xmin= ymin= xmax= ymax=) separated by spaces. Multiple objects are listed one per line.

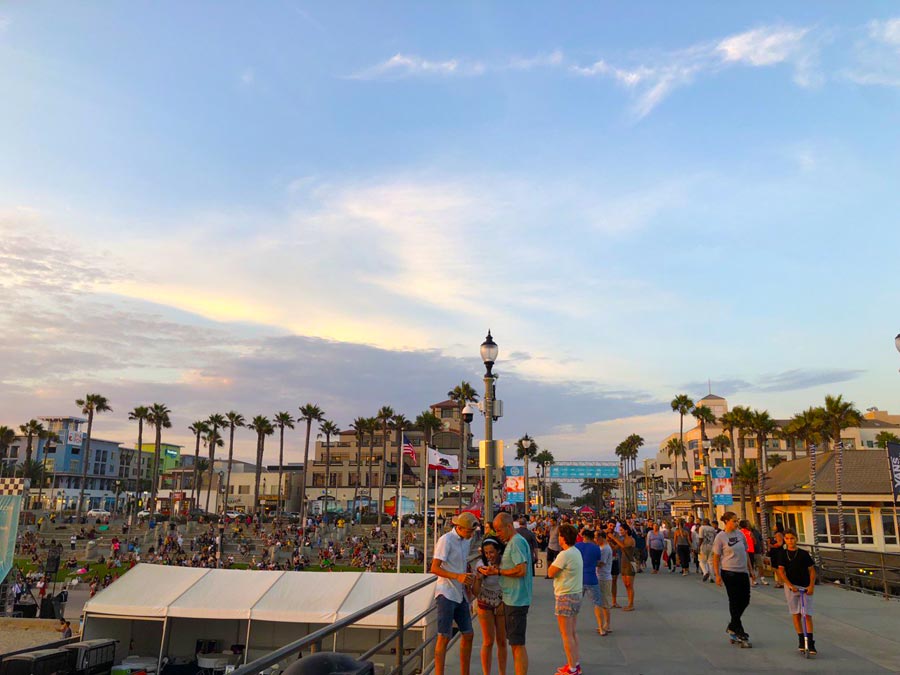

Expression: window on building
xmin=70 ymin=460 xmax=79 ymax=473
xmin=238 ymin=485 xmax=250 ymax=494
xmin=329 ymin=473 xmax=338 ymax=487
xmin=882 ymin=509 xmax=898 ymax=546
xmin=688 ymin=440 xmax=698 ymax=450
xmin=313 ymin=475 xmax=325 ymax=487
xmin=746 ymin=439 xmax=756 ymax=448
xmin=441 ymin=409 xmax=455 ymax=419
xmin=681 ymin=461 xmax=688 ymax=471
xmin=349 ymin=474 xmax=358 ymax=486
xmin=866 ymin=440 xmax=875 ymax=448
xmin=814 ymin=507 xmax=873 ymax=545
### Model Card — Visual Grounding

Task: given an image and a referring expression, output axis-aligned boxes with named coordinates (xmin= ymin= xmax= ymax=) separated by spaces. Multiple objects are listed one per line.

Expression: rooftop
xmin=766 ymin=449 xmax=892 ymax=495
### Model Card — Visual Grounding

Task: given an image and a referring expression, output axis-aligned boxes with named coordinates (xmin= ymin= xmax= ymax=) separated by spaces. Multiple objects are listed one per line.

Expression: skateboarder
xmin=712 ymin=511 xmax=754 ymax=646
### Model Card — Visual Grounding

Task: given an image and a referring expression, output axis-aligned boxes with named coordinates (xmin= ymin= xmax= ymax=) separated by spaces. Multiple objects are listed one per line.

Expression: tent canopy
xmin=83 ymin=565 xmax=435 ymax=628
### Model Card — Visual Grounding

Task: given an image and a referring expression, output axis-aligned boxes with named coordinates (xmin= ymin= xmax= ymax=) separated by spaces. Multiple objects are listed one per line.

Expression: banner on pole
xmin=887 ymin=443 xmax=900 ymax=504
xmin=0 ymin=478 xmax=27 ymax=583
xmin=503 ymin=466 xmax=525 ymax=503
xmin=710 ymin=467 xmax=733 ymax=506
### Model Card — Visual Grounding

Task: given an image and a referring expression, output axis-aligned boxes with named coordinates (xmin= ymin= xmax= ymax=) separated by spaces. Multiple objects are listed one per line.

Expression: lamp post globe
xmin=480 ymin=330 xmax=499 ymax=375
xmin=521 ymin=437 xmax=532 ymax=450
xmin=895 ymin=333 xmax=900 ymax=354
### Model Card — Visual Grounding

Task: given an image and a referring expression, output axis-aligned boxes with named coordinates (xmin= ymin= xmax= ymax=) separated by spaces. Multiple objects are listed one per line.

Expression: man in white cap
xmin=432 ymin=511 xmax=477 ymax=675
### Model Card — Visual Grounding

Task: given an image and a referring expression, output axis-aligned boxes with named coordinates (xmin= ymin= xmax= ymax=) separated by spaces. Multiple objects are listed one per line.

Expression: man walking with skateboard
xmin=712 ymin=511 xmax=754 ymax=647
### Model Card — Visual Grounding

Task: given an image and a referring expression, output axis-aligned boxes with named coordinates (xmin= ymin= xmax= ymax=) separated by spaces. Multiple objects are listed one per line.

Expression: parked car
xmin=136 ymin=510 xmax=151 ymax=519
xmin=86 ymin=509 xmax=111 ymax=518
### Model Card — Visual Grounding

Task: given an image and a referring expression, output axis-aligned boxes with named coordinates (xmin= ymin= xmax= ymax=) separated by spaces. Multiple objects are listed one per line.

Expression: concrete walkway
xmin=445 ymin=569 xmax=900 ymax=674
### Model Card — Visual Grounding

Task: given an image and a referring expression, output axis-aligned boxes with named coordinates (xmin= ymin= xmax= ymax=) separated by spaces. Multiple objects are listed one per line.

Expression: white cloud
xmin=352 ymin=53 xmax=481 ymax=80
xmin=572 ymin=25 xmax=817 ymax=117
xmin=842 ymin=18 xmax=900 ymax=87
xmin=506 ymin=50 xmax=565 ymax=71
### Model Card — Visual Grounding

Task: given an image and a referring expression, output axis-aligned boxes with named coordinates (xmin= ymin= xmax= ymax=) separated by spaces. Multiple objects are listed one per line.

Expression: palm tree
xmin=204 ymin=414 xmax=227 ymax=513
xmin=780 ymin=418 xmax=801 ymax=462
xmin=730 ymin=406 xmax=752 ymax=467
xmin=670 ymin=395 xmax=694 ymax=492
xmin=875 ymin=431 xmax=900 ymax=449
xmin=625 ymin=434 xmax=644 ymax=513
xmin=320 ymin=420 xmax=340 ymax=515
xmin=19 ymin=419 xmax=44 ymax=466
xmin=249 ymin=415 xmax=274 ymax=517
xmin=391 ymin=413 xmax=412 ymax=515
xmin=128 ymin=406 xmax=150 ymax=507
xmin=719 ymin=410 xmax=739 ymax=470
xmin=748 ymin=409 xmax=778 ymax=541
xmin=350 ymin=417 xmax=369 ymax=521
xmin=711 ymin=434 xmax=731 ymax=468
xmin=767 ymin=454 xmax=785 ymax=468
xmin=515 ymin=434 xmax=538 ymax=513
xmin=146 ymin=402 xmax=172 ymax=517
xmin=366 ymin=417 xmax=378 ymax=508
xmin=665 ymin=437 xmax=686 ymax=498
xmin=376 ymin=406 xmax=395 ymax=525
xmin=0 ymin=425 xmax=16 ymax=477
xmin=448 ymin=382 xmax=479 ymax=512
xmin=533 ymin=449 xmax=555 ymax=511
xmin=735 ymin=460 xmax=757 ymax=520
xmin=223 ymin=411 xmax=245 ymax=516
xmin=36 ymin=427 xmax=57 ymax=509
xmin=75 ymin=394 xmax=112 ymax=518
xmin=822 ymin=394 xmax=862 ymax=585
xmin=786 ymin=407 xmax=824 ymax=562
xmin=202 ymin=428 xmax=224 ymax=512
xmin=297 ymin=404 xmax=324 ymax=527
xmin=273 ymin=411 xmax=295 ymax=523
xmin=188 ymin=420 xmax=209 ymax=506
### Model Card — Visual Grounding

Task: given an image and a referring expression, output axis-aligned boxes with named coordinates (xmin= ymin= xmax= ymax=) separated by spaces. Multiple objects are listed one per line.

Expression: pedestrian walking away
xmin=776 ymin=529 xmax=817 ymax=656
xmin=712 ymin=511 xmax=754 ymax=647
xmin=548 ymin=524 xmax=583 ymax=675
xmin=697 ymin=518 xmax=717 ymax=582
xmin=646 ymin=523 xmax=665 ymax=573
xmin=431 ymin=511 xmax=477 ymax=675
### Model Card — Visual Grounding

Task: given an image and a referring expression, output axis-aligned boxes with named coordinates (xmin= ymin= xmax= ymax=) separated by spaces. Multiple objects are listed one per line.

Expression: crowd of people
xmin=431 ymin=510 xmax=818 ymax=675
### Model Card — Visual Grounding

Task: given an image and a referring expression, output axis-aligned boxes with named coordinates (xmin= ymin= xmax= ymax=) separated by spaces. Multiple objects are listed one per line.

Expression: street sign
xmin=710 ymin=467 xmax=733 ymax=506
xmin=548 ymin=464 xmax=619 ymax=480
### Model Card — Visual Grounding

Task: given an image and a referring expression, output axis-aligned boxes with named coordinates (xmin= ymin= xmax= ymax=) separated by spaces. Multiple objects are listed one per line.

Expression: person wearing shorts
xmin=472 ymin=537 xmax=507 ymax=675
xmin=431 ymin=511 xmax=477 ymax=675
xmin=549 ymin=524 xmax=583 ymax=675
xmin=777 ymin=529 xmax=817 ymax=655
xmin=575 ymin=529 xmax=607 ymax=635
xmin=595 ymin=530 xmax=613 ymax=634
xmin=485 ymin=512 xmax=532 ymax=675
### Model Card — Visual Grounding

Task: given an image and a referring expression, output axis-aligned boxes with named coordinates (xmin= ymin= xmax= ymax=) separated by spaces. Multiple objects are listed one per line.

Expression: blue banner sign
xmin=549 ymin=465 xmax=619 ymax=480
xmin=0 ymin=479 xmax=27 ymax=583
xmin=710 ymin=467 xmax=734 ymax=506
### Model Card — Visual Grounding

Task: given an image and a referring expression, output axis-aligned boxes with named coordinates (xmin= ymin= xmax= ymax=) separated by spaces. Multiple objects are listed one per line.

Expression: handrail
xmin=229 ymin=575 xmax=436 ymax=675
xmin=809 ymin=543 xmax=900 ymax=599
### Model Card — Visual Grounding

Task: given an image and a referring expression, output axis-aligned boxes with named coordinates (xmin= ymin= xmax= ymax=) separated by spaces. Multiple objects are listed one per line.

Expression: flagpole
xmin=423 ymin=456 xmax=429 ymax=574
xmin=432 ymin=465 xmax=439 ymax=570
xmin=396 ymin=448 xmax=404 ymax=573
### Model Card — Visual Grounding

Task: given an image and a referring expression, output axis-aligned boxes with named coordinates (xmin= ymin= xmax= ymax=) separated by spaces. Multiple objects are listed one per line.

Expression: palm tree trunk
xmin=324 ymin=435 xmax=331 ymax=511
xmin=729 ymin=431 xmax=736 ymax=470
xmin=76 ymin=412 xmax=94 ymax=519
xmin=205 ymin=425 xmax=217 ymax=514
xmin=835 ymin=434 xmax=848 ymax=584
xmin=352 ymin=434 xmax=361 ymax=522
xmin=277 ymin=427 xmax=285 ymax=524
xmin=150 ymin=428 xmax=162 ymax=516
xmin=225 ymin=425 xmax=235 ymax=517
xmin=790 ymin=437 xmax=797 ymax=462
xmin=191 ymin=433 xmax=201 ymax=507
xmin=379 ymin=425 xmax=388 ymax=526
xmin=300 ymin=421 xmax=313 ymax=528
xmin=253 ymin=436 xmax=262 ymax=517
xmin=368 ymin=432 xmax=375 ymax=513
xmin=757 ymin=436 xmax=768 ymax=543
xmin=809 ymin=442 xmax=821 ymax=567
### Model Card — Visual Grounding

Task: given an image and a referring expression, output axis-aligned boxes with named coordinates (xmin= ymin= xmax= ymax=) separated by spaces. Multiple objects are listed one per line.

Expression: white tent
xmin=81 ymin=565 xmax=436 ymax=672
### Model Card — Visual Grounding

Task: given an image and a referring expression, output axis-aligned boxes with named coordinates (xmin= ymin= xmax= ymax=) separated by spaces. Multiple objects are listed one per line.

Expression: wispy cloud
xmin=573 ymin=25 xmax=817 ymax=117
xmin=842 ymin=17 xmax=900 ymax=87
xmin=352 ymin=53 xmax=483 ymax=80
xmin=680 ymin=368 xmax=865 ymax=397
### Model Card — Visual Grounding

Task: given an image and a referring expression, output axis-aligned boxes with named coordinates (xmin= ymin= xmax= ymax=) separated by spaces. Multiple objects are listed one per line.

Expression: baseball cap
xmin=452 ymin=512 xmax=479 ymax=529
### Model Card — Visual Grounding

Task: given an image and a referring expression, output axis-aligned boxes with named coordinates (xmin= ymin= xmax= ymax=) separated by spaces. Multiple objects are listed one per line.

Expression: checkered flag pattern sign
xmin=0 ymin=478 xmax=28 ymax=495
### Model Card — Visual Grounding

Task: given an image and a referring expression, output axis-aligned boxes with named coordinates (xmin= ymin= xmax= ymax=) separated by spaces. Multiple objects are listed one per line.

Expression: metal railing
xmin=812 ymin=543 xmax=900 ymax=600
xmin=229 ymin=575 xmax=437 ymax=675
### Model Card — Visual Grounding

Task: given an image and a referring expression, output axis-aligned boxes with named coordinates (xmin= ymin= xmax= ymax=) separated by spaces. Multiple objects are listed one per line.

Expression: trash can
xmin=283 ymin=653 xmax=374 ymax=675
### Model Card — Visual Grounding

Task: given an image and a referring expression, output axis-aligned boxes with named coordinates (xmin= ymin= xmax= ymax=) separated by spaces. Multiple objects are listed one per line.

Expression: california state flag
xmin=427 ymin=447 xmax=459 ymax=473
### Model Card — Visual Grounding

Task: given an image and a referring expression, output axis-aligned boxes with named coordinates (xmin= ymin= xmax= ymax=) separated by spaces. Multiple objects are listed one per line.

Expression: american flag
xmin=402 ymin=435 xmax=418 ymax=465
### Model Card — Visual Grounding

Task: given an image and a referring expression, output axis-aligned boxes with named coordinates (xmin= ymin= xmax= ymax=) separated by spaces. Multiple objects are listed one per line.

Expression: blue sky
xmin=2 ymin=3 xmax=900 ymax=463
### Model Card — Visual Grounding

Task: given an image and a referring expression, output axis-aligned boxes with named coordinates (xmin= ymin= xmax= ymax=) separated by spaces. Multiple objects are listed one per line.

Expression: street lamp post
xmin=703 ymin=436 xmax=714 ymax=519
xmin=460 ymin=405 xmax=474 ymax=513
xmin=543 ymin=460 xmax=551 ymax=512
xmin=481 ymin=331 xmax=499 ymax=526
xmin=520 ymin=436 xmax=532 ymax=515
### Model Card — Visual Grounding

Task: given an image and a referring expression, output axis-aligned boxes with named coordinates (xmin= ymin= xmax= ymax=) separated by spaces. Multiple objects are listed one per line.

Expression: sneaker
xmin=555 ymin=665 xmax=580 ymax=675
xmin=702 ymin=573 xmax=710 ymax=582
xmin=808 ymin=642 xmax=817 ymax=656
xmin=760 ymin=579 xmax=769 ymax=586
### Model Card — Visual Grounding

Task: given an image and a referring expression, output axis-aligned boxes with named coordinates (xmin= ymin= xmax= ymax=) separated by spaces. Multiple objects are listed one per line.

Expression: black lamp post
xmin=481 ymin=331 xmax=499 ymax=524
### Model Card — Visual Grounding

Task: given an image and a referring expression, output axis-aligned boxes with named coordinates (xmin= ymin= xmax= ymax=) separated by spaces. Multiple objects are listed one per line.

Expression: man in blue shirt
xmin=482 ymin=512 xmax=533 ymax=675
xmin=575 ymin=529 xmax=608 ymax=635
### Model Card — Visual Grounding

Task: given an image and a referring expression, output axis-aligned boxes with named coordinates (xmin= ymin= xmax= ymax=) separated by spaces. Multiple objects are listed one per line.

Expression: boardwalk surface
xmin=445 ymin=568 xmax=900 ymax=674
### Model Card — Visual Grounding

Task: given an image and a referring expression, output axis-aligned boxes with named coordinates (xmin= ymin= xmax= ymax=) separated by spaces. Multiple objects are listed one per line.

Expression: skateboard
xmin=727 ymin=629 xmax=752 ymax=648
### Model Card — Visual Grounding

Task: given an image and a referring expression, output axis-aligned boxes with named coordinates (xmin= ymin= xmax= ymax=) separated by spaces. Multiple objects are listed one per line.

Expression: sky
xmin=2 ymin=2 xmax=900 ymax=467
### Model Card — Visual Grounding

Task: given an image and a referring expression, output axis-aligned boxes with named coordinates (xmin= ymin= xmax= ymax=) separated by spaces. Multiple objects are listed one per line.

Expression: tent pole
xmin=244 ymin=621 xmax=252 ymax=664
xmin=157 ymin=617 xmax=167 ymax=675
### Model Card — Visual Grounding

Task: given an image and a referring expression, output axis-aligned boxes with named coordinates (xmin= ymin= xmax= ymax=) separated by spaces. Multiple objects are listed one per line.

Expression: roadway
xmin=444 ymin=567 xmax=900 ymax=674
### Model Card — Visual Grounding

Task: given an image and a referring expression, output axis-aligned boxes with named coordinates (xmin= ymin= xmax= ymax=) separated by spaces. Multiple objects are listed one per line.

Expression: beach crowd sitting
xmin=431 ymin=510 xmax=816 ymax=675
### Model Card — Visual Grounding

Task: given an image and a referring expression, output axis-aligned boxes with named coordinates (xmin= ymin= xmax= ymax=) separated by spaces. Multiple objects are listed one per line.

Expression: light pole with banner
xmin=480 ymin=331 xmax=499 ymax=525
